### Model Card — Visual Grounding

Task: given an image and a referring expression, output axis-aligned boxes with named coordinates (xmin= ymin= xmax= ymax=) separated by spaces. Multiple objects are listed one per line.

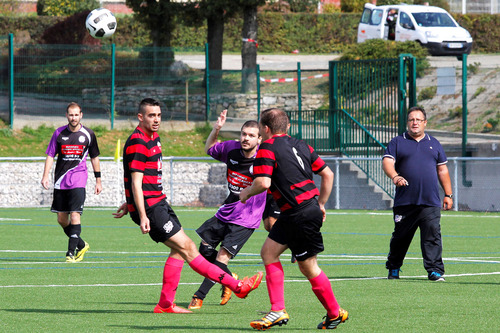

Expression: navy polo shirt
xmin=383 ymin=132 xmax=447 ymax=207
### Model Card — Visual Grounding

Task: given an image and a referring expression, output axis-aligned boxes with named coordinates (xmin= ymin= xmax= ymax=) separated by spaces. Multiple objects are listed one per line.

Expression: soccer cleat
xmin=428 ymin=272 xmax=445 ymax=282
xmin=66 ymin=255 xmax=76 ymax=263
xmin=250 ymin=310 xmax=289 ymax=330
xmin=388 ymin=268 xmax=400 ymax=279
xmin=74 ymin=242 xmax=90 ymax=262
xmin=234 ymin=271 xmax=264 ymax=299
xmin=317 ymin=308 xmax=349 ymax=329
xmin=154 ymin=303 xmax=193 ymax=314
xmin=188 ymin=296 xmax=203 ymax=310
xmin=220 ymin=273 xmax=238 ymax=305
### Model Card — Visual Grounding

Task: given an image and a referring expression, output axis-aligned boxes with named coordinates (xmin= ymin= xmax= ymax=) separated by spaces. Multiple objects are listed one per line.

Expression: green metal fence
xmin=329 ymin=55 xmax=417 ymax=197
xmin=1 ymin=34 xmax=207 ymax=129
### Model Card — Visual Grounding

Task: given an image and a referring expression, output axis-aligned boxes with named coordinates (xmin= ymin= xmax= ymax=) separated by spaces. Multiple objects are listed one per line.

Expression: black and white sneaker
xmin=428 ymin=272 xmax=445 ymax=282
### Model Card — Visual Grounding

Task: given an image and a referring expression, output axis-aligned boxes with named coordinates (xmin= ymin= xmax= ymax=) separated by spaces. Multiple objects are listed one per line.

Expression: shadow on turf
xmin=4 ymin=308 xmax=151 ymax=314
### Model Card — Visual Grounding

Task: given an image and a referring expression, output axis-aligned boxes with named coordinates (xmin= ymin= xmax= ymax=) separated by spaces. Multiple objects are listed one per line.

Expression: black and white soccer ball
xmin=85 ymin=8 xmax=117 ymax=39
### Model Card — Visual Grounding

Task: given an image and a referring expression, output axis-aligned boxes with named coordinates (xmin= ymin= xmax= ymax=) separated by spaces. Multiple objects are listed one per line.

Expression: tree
xmin=37 ymin=0 xmax=100 ymax=16
xmin=239 ymin=0 xmax=266 ymax=92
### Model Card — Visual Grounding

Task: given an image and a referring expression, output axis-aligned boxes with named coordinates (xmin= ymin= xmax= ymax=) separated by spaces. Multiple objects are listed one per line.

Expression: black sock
xmin=195 ymin=260 xmax=232 ymax=299
xmin=66 ymin=224 xmax=81 ymax=256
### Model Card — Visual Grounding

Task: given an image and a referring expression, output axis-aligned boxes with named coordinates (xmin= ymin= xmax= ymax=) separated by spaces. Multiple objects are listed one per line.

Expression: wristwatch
xmin=444 ymin=194 xmax=453 ymax=198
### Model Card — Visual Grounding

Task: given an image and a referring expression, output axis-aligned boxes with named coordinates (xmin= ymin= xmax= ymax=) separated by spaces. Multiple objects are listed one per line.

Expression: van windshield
xmin=412 ymin=12 xmax=457 ymax=27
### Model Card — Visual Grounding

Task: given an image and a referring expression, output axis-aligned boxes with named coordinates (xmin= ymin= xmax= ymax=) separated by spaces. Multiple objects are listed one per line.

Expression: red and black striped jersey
xmin=253 ymin=134 xmax=327 ymax=212
xmin=123 ymin=126 xmax=166 ymax=213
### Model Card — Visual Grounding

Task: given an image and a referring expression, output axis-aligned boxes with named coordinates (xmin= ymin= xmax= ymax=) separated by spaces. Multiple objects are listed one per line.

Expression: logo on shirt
xmin=230 ymin=159 xmax=238 ymax=165
xmin=78 ymin=136 xmax=85 ymax=143
xmin=163 ymin=221 xmax=174 ymax=233
xmin=249 ymin=165 xmax=254 ymax=175
xmin=62 ymin=137 xmax=69 ymax=141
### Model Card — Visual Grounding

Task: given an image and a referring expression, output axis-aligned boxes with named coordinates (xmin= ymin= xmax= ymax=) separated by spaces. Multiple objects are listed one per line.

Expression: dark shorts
xmin=130 ymin=200 xmax=182 ymax=243
xmin=268 ymin=200 xmax=324 ymax=261
xmin=263 ymin=194 xmax=281 ymax=220
xmin=51 ymin=188 xmax=86 ymax=214
xmin=196 ymin=216 xmax=255 ymax=258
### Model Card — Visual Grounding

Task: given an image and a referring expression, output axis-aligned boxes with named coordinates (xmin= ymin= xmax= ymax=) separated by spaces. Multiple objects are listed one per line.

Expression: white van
xmin=357 ymin=3 xmax=473 ymax=56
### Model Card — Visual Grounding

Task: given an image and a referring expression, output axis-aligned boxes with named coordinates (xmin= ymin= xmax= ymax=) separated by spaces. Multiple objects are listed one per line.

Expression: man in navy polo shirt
xmin=382 ymin=106 xmax=453 ymax=282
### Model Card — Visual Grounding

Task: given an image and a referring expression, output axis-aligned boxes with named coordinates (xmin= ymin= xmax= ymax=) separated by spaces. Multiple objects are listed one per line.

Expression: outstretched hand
xmin=112 ymin=202 xmax=128 ymax=218
xmin=214 ymin=109 xmax=227 ymax=130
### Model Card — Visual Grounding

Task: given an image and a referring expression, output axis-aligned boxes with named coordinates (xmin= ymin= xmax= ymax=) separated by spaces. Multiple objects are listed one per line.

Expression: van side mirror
xmin=402 ymin=23 xmax=414 ymax=30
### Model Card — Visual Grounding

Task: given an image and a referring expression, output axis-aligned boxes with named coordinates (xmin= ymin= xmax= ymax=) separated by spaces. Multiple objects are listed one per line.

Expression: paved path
xmin=175 ymin=53 xmax=500 ymax=70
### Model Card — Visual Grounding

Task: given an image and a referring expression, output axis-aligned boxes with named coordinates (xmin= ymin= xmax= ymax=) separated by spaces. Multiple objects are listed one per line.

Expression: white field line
xmin=1 ymin=272 xmax=499 ymax=289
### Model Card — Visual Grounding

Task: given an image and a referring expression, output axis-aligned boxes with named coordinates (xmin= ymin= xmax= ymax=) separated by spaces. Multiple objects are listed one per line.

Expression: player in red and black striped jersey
xmin=240 ymin=108 xmax=349 ymax=330
xmin=114 ymin=98 xmax=263 ymax=316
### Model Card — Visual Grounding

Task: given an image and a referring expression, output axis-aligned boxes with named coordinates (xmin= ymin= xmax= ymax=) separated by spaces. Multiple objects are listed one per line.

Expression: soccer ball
xmin=85 ymin=8 xmax=117 ymax=39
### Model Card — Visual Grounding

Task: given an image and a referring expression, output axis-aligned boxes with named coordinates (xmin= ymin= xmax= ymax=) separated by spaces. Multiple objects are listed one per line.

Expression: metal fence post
xmin=462 ymin=53 xmax=468 ymax=157
xmin=110 ymin=44 xmax=116 ymax=130
xmin=453 ymin=159 xmax=458 ymax=211
xmin=335 ymin=158 xmax=340 ymax=209
xmin=297 ymin=62 xmax=302 ymax=140
xmin=170 ymin=157 xmax=174 ymax=204
xmin=205 ymin=43 xmax=210 ymax=122
xmin=257 ymin=64 xmax=261 ymax=119
xmin=8 ymin=33 xmax=14 ymax=129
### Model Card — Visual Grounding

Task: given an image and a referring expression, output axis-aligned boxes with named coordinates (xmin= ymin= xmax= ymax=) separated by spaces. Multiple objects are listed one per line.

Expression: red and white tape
xmin=242 ymin=38 xmax=258 ymax=48
xmin=260 ymin=73 xmax=329 ymax=83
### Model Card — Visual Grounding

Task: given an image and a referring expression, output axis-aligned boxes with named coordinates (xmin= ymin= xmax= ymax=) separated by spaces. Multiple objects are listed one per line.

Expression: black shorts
xmin=196 ymin=216 xmax=255 ymax=258
xmin=51 ymin=188 xmax=86 ymax=214
xmin=130 ymin=200 xmax=182 ymax=243
xmin=268 ymin=200 xmax=324 ymax=261
xmin=263 ymin=194 xmax=281 ymax=220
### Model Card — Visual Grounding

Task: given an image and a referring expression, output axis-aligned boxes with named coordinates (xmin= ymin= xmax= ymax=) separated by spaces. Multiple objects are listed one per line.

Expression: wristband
xmin=94 ymin=171 xmax=101 ymax=178
xmin=391 ymin=174 xmax=400 ymax=180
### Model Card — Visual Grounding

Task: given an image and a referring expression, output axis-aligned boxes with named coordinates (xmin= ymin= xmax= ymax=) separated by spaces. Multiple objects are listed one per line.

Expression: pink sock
xmin=309 ymin=271 xmax=340 ymax=318
xmin=265 ymin=262 xmax=285 ymax=311
xmin=189 ymin=254 xmax=240 ymax=291
xmin=158 ymin=256 xmax=184 ymax=308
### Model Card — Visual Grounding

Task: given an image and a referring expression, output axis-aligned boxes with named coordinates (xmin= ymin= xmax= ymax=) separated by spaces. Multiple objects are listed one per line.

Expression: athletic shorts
xmin=51 ymin=188 xmax=86 ymax=214
xmin=263 ymin=194 xmax=281 ymax=220
xmin=130 ymin=200 xmax=182 ymax=243
xmin=196 ymin=216 xmax=255 ymax=258
xmin=268 ymin=199 xmax=324 ymax=261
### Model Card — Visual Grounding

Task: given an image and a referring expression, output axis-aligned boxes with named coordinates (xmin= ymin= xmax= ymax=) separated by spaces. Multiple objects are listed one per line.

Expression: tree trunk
xmin=207 ymin=9 xmax=224 ymax=86
xmin=241 ymin=5 xmax=258 ymax=93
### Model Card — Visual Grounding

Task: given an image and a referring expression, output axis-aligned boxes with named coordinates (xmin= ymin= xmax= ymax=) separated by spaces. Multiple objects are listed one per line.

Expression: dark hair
xmin=241 ymin=120 xmax=259 ymax=132
xmin=66 ymin=102 xmax=81 ymax=113
xmin=138 ymin=98 xmax=160 ymax=115
xmin=260 ymin=108 xmax=289 ymax=134
xmin=407 ymin=106 xmax=427 ymax=120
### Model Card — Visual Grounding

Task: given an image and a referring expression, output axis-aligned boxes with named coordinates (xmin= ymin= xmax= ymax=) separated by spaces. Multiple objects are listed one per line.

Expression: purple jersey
xmin=207 ymin=140 xmax=266 ymax=229
xmin=45 ymin=125 xmax=100 ymax=190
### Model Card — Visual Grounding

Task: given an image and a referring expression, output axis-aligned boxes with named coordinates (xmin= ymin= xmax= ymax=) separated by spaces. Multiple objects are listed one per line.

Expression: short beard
xmin=241 ymin=145 xmax=256 ymax=153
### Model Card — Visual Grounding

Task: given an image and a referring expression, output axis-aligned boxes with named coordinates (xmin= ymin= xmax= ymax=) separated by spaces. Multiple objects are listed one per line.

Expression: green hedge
xmin=1 ymin=12 xmax=499 ymax=53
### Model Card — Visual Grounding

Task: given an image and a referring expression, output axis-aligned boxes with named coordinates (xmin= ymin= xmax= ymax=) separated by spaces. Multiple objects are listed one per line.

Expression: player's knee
xmin=199 ymin=242 xmax=217 ymax=262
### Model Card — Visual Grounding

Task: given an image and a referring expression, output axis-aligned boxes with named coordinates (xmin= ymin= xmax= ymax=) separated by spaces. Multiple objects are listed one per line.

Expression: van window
xmin=412 ymin=12 xmax=457 ymax=27
xmin=370 ymin=9 xmax=384 ymax=25
xmin=360 ymin=8 xmax=371 ymax=24
xmin=399 ymin=12 xmax=414 ymax=30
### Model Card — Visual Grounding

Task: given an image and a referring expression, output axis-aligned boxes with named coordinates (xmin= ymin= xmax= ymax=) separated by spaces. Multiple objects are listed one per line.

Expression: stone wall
xmin=82 ymin=88 xmax=326 ymax=120
xmin=0 ymin=161 xmax=228 ymax=208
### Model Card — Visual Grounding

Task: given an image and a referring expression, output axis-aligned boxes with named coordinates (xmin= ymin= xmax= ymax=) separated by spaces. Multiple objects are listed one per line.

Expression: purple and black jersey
xmin=207 ymin=140 xmax=266 ymax=229
xmin=45 ymin=124 xmax=100 ymax=189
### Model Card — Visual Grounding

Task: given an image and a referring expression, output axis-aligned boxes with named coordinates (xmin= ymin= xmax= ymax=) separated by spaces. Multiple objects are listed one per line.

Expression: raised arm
xmin=204 ymin=109 xmax=227 ymax=154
